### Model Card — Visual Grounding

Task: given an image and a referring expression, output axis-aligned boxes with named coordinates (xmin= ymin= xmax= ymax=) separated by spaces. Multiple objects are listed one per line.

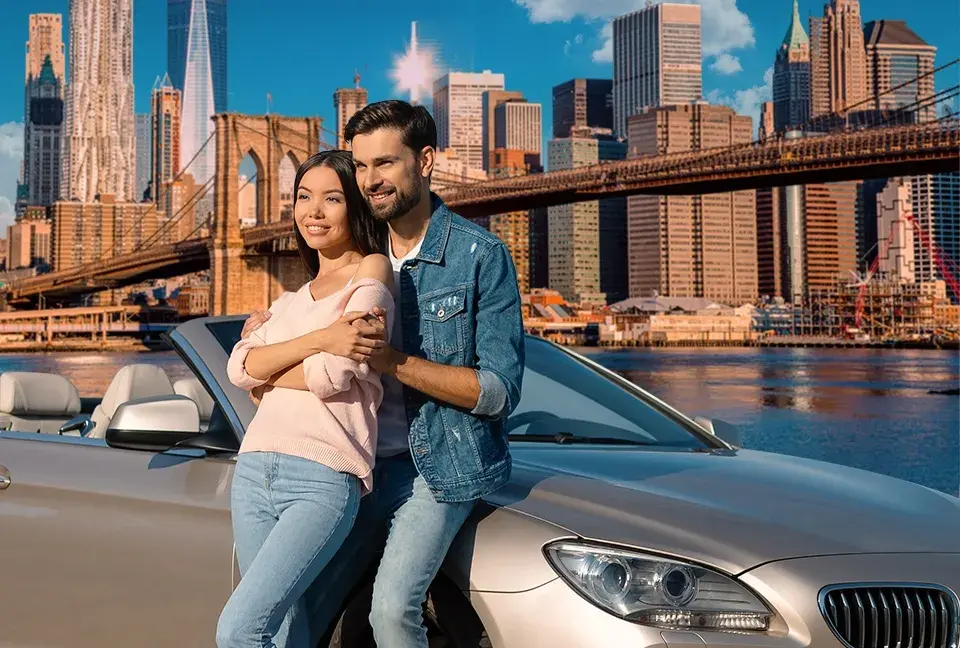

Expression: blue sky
xmin=1 ymin=0 xmax=958 ymax=226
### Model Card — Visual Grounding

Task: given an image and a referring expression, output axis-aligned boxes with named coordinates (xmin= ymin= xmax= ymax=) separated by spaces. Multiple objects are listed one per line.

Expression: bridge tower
xmin=209 ymin=113 xmax=321 ymax=316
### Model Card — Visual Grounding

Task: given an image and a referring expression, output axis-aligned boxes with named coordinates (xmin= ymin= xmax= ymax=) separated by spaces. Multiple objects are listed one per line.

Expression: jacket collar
xmin=414 ymin=192 xmax=452 ymax=265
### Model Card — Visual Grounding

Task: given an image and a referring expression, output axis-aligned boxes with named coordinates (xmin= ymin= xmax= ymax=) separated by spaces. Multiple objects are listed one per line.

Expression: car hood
xmin=486 ymin=446 xmax=960 ymax=574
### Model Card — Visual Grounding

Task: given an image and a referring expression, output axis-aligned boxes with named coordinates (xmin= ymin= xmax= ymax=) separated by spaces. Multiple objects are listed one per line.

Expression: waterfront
xmin=0 ymin=347 xmax=956 ymax=496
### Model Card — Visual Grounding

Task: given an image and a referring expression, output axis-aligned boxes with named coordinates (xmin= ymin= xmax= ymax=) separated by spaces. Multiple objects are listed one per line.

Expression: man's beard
xmin=367 ymin=175 xmax=422 ymax=222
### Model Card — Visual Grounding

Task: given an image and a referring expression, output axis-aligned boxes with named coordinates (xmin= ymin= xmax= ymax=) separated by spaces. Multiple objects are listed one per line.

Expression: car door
xmin=0 ymin=317 xmax=249 ymax=648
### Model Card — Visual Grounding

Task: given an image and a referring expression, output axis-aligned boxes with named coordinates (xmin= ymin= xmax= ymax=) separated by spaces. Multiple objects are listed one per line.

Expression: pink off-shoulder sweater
xmin=226 ymin=277 xmax=395 ymax=494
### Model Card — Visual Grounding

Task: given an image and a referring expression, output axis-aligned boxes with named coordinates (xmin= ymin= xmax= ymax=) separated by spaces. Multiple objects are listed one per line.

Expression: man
xmin=247 ymin=99 xmax=525 ymax=647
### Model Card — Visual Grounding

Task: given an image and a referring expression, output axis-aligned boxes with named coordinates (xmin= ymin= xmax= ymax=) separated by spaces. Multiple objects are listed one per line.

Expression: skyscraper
xmin=151 ymin=75 xmax=182 ymax=208
xmin=810 ymin=0 xmax=868 ymax=117
xmin=494 ymin=101 xmax=542 ymax=156
xmin=334 ymin=73 xmax=368 ymax=149
xmin=863 ymin=20 xmax=951 ymax=290
xmin=593 ymin=132 xmax=629 ymax=303
xmin=168 ymin=0 xmax=227 ymax=112
xmin=135 ymin=114 xmax=152 ymax=200
xmin=773 ymin=0 xmax=811 ymax=131
xmin=627 ymin=104 xmax=757 ymax=303
xmin=865 ymin=20 xmax=936 ymax=121
xmin=433 ymin=71 xmax=505 ymax=171
xmin=23 ymin=15 xmax=64 ymax=209
xmin=23 ymin=55 xmax=63 ymax=207
xmin=25 ymin=14 xmax=64 ymax=83
xmin=552 ymin=79 xmax=613 ymax=138
xmin=612 ymin=3 xmax=702 ymax=137
xmin=169 ymin=0 xmax=226 ymax=194
xmin=61 ymin=0 xmax=136 ymax=202
xmin=547 ymin=137 xmax=605 ymax=305
xmin=482 ymin=90 xmax=523 ymax=171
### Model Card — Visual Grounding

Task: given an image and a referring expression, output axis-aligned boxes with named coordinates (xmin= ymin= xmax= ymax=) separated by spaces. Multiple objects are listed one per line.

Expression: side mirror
xmin=59 ymin=415 xmax=94 ymax=437
xmin=694 ymin=416 xmax=742 ymax=448
xmin=105 ymin=395 xmax=202 ymax=452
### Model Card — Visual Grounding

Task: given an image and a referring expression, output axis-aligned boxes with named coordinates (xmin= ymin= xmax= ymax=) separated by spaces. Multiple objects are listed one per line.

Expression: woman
xmin=216 ymin=150 xmax=394 ymax=648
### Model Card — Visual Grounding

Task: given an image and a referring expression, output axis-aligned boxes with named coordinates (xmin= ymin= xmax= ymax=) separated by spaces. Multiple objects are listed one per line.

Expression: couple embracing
xmin=216 ymin=99 xmax=525 ymax=648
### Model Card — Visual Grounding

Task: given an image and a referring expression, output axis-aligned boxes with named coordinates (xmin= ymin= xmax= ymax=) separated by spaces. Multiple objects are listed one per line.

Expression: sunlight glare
xmin=390 ymin=21 xmax=437 ymax=105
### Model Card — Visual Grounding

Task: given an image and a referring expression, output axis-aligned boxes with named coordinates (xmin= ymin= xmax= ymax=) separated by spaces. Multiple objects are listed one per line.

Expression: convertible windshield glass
xmin=208 ymin=320 xmax=244 ymax=354
xmin=509 ymin=338 xmax=713 ymax=449
xmin=206 ymin=320 xmax=712 ymax=449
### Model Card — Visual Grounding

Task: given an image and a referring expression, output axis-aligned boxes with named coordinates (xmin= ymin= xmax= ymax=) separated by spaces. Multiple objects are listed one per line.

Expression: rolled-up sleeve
xmin=226 ymin=332 xmax=271 ymax=391
xmin=472 ymin=369 xmax=508 ymax=417
xmin=302 ymin=278 xmax=396 ymax=399
xmin=472 ymin=242 xmax=525 ymax=419
xmin=225 ymin=292 xmax=292 ymax=391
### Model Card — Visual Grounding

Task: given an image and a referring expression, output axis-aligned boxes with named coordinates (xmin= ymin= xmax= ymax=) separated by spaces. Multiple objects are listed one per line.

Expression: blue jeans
xmin=304 ymin=452 xmax=476 ymax=648
xmin=216 ymin=451 xmax=360 ymax=648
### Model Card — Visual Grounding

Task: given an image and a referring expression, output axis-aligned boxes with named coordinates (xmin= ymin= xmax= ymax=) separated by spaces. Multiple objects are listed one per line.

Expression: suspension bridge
xmin=5 ymin=62 xmax=959 ymax=312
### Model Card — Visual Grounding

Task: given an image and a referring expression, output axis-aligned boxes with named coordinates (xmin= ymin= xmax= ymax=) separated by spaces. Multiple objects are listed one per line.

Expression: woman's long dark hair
xmin=293 ymin=150 xmax=384 ymax=278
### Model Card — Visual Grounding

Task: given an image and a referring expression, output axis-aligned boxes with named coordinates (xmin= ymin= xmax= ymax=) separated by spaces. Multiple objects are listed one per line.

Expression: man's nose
xmin=363 ymin=166 xmax=382 ymax=189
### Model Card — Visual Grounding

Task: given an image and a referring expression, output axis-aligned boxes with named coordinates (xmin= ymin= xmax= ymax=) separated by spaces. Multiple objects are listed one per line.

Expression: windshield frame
xmin=515 ymin=336 xmax=729 ymax=450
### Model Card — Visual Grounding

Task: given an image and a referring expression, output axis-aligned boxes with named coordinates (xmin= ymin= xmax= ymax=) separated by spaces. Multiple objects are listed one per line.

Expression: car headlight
xmin=544 ymin=541 xmax=772 ymax=632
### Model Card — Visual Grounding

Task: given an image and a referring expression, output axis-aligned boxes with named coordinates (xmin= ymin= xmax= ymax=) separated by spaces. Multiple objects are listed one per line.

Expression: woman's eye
xmin=326 ymin=196 xmax=341 ymax=203
xmin=297 ymin=193 xmax=309 ymax=200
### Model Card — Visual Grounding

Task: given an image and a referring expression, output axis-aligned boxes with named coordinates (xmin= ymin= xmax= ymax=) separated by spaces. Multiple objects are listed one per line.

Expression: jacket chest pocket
xmin=419 ymin=287 xmax=468 ymax=357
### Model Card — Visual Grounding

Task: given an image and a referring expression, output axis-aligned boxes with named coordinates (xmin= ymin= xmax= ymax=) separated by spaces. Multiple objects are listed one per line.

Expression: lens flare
xmin=390 ymin=21 xmax=437 ymax=105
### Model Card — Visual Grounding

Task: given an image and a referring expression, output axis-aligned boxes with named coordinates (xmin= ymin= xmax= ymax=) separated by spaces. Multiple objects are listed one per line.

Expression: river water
xmin=1 ymin=347 xmax=957 ymax=495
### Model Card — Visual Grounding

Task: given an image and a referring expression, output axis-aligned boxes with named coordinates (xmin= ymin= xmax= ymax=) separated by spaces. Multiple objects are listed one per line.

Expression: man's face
xmin=351 ymin=127 xmax=428 ymax=222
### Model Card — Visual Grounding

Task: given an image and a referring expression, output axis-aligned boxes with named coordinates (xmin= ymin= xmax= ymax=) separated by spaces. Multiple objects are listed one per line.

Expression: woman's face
xmin=294 ymin=165 xmax=354 ymax=251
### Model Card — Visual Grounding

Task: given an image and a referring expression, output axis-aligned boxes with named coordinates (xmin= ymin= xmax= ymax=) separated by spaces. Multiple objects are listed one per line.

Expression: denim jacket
xmin=393 ymin=194 xmax=525 ymax=502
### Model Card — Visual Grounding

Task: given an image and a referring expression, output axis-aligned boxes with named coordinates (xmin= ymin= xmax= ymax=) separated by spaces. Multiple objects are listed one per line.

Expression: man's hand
xmin=358 ymin=307 xmax=397 ymax=374
xmin=241 ymin=309 xmax=271 ymax=339
xmin=311 ymin=311 xmax=386 ymax=362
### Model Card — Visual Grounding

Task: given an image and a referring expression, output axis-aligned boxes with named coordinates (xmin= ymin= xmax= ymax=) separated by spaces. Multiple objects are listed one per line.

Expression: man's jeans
xmin=305 ymin=452 xmax=476 ymax=648
xmin=217 ymin=451 xmax=360 ymax=648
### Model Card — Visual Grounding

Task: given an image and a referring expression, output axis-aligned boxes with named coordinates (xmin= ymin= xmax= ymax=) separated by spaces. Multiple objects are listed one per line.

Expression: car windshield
xmin=510 ymin=337 xmax=713 ymax=448
xmin=205 ymin=320 xmax=713 ymax=449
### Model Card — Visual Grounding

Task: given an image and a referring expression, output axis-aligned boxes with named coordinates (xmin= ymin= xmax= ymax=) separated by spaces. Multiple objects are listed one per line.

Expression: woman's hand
xmin=241 ymin=309 xmax=271 ymax=339
xmin=312 ymin=311 xmax=386 ymax=362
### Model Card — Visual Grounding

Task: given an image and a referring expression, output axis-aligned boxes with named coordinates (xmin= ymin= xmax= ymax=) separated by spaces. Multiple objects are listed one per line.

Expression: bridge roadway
xmin=6 ymin=121 xmax=959 ymax=303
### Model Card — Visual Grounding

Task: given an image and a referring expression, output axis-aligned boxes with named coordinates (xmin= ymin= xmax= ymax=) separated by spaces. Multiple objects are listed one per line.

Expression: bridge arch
xmin=210 ymin=113 xmax=321 ymax=315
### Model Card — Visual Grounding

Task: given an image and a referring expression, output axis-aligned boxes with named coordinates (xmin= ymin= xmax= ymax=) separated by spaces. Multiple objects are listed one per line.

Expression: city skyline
xmin=0 ymin=0 xmax=957 ymax=231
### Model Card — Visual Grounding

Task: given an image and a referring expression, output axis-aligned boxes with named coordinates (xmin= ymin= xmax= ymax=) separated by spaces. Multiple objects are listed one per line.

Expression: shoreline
xmin=572 ymin=337 xmax=960 ymax=351
xmin=0 ymin=340 xmax=167 ymax=353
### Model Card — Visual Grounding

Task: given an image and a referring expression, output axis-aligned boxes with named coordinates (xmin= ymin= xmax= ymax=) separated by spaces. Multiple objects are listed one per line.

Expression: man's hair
xmin=344 ymin=99 xmax=437 ymax=153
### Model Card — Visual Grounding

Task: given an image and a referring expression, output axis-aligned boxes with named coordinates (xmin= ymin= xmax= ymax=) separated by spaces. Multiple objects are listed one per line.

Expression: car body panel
xmin=0 ymin=432 xmax=235 ymax=648
xmin=488 ymin=445 xmax=960 ymax=575
xmin=443 ymin=502 xmax=571 ymax=593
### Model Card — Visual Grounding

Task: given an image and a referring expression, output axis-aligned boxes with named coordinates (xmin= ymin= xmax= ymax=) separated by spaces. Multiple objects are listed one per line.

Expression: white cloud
xmin=0 ymin=122 xmax=24 ymax=233
xmin=710 ymin=53 xmax=742 ymax=75
xmin=706 ymin=65 xmax=773 ymax=128
xmin=592 ymin=23 xmax=613 ymax=62
xmin=514 ymin=0 xmax=755 ymax=65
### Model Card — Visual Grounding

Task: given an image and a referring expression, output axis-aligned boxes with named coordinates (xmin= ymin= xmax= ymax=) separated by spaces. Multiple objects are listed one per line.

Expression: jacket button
xmin=437 ymin=309 xmax=445 ymax=318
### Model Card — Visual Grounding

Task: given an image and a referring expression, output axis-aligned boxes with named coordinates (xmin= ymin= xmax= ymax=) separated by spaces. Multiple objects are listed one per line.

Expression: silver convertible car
xmin=0 ymin=314 xmax=958 ymax=648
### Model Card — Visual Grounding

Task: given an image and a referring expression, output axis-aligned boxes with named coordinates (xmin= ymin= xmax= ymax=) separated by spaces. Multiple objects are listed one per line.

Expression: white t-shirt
xmin=376 ymin=236 xmax=424 ymax=457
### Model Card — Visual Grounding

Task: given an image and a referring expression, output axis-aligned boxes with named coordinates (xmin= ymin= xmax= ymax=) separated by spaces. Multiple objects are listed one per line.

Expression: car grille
xmin=820 ymin=585 xmax=958 ymax=648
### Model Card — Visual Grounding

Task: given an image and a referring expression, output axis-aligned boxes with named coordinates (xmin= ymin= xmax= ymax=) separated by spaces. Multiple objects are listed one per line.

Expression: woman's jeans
xmin=216 ymin=451 xmax=360 ymax=648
